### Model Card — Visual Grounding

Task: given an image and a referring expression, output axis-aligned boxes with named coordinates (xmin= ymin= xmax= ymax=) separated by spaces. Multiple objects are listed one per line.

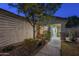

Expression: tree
xmin=65 ymin=16 xmax=79 ymax=42
xmin=8 ymin=3 xmax=62 ymax=39
xmin=65 ymin=16 xmax=79 ymax=28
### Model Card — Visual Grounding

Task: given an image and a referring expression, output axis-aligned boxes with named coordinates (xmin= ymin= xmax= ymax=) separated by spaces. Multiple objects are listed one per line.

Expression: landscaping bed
xmin=61 ymin=40 xmax=79 ymax=56
xmin=0 ymin=38 xmax=46 ymax=56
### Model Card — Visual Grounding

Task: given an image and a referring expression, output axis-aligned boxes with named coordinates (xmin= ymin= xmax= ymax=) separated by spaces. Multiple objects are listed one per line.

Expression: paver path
xmin=35 ymin=37 xmax=61 ymax=56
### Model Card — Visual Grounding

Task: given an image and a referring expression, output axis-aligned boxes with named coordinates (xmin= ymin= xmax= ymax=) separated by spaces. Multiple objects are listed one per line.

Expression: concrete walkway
xmin=35 ymin=37 xmax=61 ymax=56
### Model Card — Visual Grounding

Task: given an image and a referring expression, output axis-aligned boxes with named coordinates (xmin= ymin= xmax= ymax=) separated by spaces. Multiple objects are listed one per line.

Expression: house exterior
xmin=48 ymin=16 xmax=79 ymax=42
xmin=0 ymin=9 xmax=33 ymax=47
xmin=0 ymin=8 xmax=79 ymax=47
xmin=0 ymin=8 xmax=68 ymax=47
xmin=42 ymin=16 xmax=79 ymax=41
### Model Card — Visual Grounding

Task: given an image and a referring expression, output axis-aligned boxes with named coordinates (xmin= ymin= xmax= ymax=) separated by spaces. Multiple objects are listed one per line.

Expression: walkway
xmin=35 ymin=37 xmax=61 ymax=56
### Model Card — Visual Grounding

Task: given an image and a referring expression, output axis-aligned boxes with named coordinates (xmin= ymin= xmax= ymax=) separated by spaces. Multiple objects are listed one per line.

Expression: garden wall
xmin=0 ymin=9 xmax=33 ymax=47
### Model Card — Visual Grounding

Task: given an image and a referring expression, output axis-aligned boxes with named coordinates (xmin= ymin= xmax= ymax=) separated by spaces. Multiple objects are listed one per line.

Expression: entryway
xmin=50 ymin=24 xmax=61 ymax=48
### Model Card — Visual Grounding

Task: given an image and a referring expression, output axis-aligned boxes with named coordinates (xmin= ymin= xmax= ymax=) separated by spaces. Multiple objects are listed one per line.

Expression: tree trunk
xmin=32 ymin=13 xmax=36 ymax=40
xmin=33 ymin=24 xmax=35 ymax=39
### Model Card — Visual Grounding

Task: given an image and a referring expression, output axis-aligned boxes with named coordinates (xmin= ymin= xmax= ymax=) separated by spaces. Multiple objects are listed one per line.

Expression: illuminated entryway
xmin=50 ymin=24 xmax=61 ymax=48
xmin=50 ymin=24 xmax=61 ymax=39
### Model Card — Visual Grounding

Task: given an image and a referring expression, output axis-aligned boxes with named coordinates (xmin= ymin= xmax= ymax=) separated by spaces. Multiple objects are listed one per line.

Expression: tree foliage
xmin=8 ymin=3 xmax=62 ymax=39
xmin=8 ymin=3 xmax=62 ymax=25
xmin=65 ymin=16 xmax=79 ymax=28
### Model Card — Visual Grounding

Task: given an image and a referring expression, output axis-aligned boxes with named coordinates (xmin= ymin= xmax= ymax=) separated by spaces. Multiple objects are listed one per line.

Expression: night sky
xmin=0 ymin=3 xmax=79 ymax=18
xmin=54 ymin=3 xmax=79 ymax=18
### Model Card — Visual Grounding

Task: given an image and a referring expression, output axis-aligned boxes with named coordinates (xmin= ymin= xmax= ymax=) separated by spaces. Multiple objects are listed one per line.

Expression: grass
xmin=61 ymin=40 xmax=79 ymax=56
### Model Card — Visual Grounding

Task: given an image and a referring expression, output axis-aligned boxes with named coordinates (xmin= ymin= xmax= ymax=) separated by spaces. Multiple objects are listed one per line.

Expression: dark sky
xmin=54 ymin=3 xmax=79 ymax=18
xmin=0 ymin=3 xmax=25 ymax=16
xmin=0 ymin=3 xmax=79 ymax=18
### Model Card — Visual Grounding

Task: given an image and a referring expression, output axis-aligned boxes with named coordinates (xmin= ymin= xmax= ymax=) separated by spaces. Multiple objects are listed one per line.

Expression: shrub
xmin=69 ymin=31 xmax=77 ymax=42
xmin=23 ymin=38 xmax=39 ymax=48
xmin=2 ymin=45 xmax=15 ymax=52
xmin=44 ymin=31 xmax=51 ymax=41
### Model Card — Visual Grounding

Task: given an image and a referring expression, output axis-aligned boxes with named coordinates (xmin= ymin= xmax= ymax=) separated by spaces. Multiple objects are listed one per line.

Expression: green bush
xmin=44 ymin=31 xmax=51 ymax=41
xmin=69 ymin=31 xmax=77 ymax=42
xmin=23 ymin=38 xmax=39 ymax=48
xmin=2 ymin=45 xmax=15 ymax=52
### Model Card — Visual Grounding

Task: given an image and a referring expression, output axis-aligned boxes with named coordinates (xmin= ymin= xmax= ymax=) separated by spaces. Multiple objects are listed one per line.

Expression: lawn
xmin=61 ymin=40 xmax=79 ymax=56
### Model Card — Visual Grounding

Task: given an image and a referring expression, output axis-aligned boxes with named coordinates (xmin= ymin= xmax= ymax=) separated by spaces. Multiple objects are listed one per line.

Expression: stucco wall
xmin=0 ymin=13 xmax=33 ymax=47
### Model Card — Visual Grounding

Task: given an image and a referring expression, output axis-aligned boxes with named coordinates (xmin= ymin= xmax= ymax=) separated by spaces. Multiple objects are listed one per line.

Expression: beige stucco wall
xmin=0 ymin=13 xmax=33 ymax=47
